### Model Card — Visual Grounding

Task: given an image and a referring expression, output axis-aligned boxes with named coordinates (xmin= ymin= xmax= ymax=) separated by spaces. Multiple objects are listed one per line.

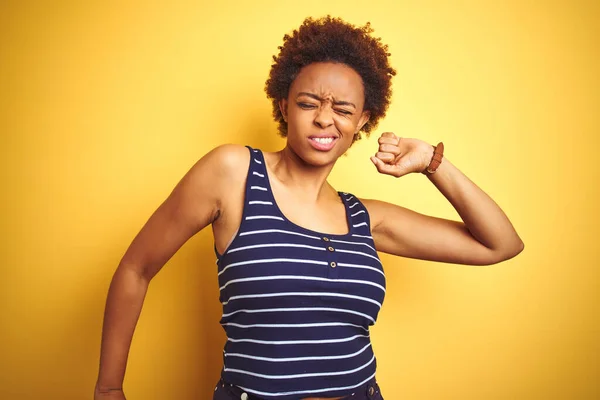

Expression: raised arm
xmin=94 ymin=144 xmax=245 ymax=399
xmin=363 ymin=134 xmax=524 ymax=266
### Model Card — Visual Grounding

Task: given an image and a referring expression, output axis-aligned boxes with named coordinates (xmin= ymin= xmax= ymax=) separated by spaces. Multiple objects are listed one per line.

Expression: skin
xmin=94 ymin=62 xmax=524 ymax=400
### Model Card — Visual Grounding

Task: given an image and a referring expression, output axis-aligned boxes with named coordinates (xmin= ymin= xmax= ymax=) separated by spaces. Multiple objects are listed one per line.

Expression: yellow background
xmin=1 ymin=1 xmax=598 ymax=399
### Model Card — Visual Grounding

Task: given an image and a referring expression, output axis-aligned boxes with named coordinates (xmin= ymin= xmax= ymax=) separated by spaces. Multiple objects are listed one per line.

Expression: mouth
xmin=308 ymin=136 xmax=338 ymax=151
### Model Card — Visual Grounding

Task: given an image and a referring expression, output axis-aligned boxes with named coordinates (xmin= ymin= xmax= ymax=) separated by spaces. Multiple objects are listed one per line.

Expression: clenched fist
xmin=370 ymin=132 xmax=435 ymax=177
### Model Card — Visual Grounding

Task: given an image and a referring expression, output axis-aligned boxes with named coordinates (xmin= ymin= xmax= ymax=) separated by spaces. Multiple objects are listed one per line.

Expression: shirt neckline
xmin=256 ymin=148 xmax=355 ymax=239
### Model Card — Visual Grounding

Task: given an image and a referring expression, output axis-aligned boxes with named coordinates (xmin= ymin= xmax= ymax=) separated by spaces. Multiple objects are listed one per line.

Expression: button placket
xmin=323 ymin=237 xmax=339 ymax=279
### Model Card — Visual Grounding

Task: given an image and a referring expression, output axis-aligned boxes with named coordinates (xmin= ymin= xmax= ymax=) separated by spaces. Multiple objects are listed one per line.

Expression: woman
xmin=94 ymin=16 xmax=524 ymax=400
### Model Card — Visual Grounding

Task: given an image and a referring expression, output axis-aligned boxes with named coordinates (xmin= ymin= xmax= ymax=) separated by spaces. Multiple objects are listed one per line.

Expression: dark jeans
xmin=213 ymin=377 xmax=384 ymax=400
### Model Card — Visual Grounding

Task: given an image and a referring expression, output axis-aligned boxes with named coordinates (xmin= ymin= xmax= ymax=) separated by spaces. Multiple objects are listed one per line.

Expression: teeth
xmin=313 ymin=137 xmax=334 ymax=144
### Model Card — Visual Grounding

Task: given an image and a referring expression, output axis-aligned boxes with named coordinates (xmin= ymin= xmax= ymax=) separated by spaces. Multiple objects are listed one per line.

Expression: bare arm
xmin=94 ymin=144 xmax=247 ymax=396
xmin=365 ymin=147 xmax=524 ymax=265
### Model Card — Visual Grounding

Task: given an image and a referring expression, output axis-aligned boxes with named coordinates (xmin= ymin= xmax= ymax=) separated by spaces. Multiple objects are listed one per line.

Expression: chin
xmin=305 ymin=153 xmax=338 ymax=167
xmin=298 ymin=143 xmax=347 ymax=167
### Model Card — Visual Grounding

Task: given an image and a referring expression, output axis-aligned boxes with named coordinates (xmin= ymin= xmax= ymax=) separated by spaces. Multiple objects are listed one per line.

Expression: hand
xmin=370 ymin=132 xmax=433 ymax=178
xmin=94 ymin=385 xmax=126 ymax=400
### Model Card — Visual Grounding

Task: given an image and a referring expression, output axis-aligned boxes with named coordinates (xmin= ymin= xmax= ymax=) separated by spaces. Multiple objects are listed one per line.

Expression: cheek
xmin=333 ymin=116 xmax=358 ymax=132
xmin=288 ymin=109 xmax=311 ymax=125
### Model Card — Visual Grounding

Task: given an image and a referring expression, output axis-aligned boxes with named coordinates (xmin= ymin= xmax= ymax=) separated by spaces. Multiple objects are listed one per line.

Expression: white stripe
xmin=222 ymin=307 xmax=375 ymax=322
xmin=352 ymin=233 xmax=373 ymax=239
xmin=225 ymin=355 xmax=374 ymax=379
xmin=352 ymin=222 xmax=368 ymax=228
xmin=330 ymin=238 xmax=376 ymax=253
xmin=239 ymin=229 xmax=373 ymax=251
xmin=220 ymin=275 xmax=386 ymax=293
xmin=248 ymin=201 xmax=273 ymax=205
xmin=337 ymin=248 xmax=381 ymax=264
xmin=218 ymin=258 xmax=327 ymax=276
xmin=250 ymin=186 xmax=268 ymax=191
xmin=238 ymin=372 xmax=376 ymax=397
xmin=252 ymin=149 xmax=258 ymax=153
xmin=349 ymin=202 xmax=359 ymax=209
xmin=337 ymin=262 xmax=384 ymax=277
xmin=222 ymin=291 xmax=381 ymax=307
xmin=351 ymin=210 xmax=365 ymax=217
xmin=245 ymin=215 xmax=284 ymax=221
xmin=227 ymin=243 xmax=325 ymax=254
xmin=225 ymin=343 xmax=371 ymax=362
xmin=346 ymin=195 xmax=355 ymax=201
xmin=227 ymin=333 xmax=370 ymax=345
xmin=239 ymin=229 xmax=321 ymax=241
xmin=222 ymin=322 xmax=368 ymax=332
xmin=252 ymin=171 xmax=265 ymax=177
xmin=254 ymin=158 xmax=262 ymax=164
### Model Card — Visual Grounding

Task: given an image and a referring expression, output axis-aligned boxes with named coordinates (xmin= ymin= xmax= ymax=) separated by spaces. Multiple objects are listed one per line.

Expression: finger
xmin=371 ymin=156 xmax=396 ymax=175
xmin=378 ymin=143 xmax=402 ymax=155
xmin=380 ymin=132 xmax=397 ymax=140
xmin=375 ymin=151 xmax=395 ymax=163
xmin=372 ymin=155 xmax=413 ymax=178
xmin=378 ymin=135 xmax=399 ymax=145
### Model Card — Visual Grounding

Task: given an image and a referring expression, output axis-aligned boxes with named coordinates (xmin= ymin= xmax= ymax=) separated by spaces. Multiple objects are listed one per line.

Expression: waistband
xmin=215 ymin=377 xmax=381 ymax=400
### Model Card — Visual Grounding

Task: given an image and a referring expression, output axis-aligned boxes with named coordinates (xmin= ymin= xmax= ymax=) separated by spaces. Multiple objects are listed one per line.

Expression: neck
xmin=268 ymin=145 xmax=337 ymax=201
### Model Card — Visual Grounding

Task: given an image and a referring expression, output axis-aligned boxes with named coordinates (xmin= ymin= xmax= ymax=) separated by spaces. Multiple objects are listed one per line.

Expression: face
xmin=279 ymin=62 xmax=370 ymax=166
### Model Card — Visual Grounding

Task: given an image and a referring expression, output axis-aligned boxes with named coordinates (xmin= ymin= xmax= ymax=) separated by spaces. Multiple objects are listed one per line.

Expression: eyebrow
xmin=296 ymin=92 xmax=356 ymax=109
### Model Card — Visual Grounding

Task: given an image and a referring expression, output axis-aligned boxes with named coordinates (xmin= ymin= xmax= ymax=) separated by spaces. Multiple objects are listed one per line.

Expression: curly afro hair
xmin=265 ymin=15 xmax=396 ymax=143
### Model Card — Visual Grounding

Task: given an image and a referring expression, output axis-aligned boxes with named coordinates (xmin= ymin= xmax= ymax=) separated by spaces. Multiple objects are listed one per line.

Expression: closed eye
xmin=297 ymin=102 xmax=352 ymax=116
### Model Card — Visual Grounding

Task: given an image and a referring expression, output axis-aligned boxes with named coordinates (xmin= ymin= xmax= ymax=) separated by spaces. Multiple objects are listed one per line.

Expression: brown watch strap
xmin=425 ymin=142 xmax=444 ymax=174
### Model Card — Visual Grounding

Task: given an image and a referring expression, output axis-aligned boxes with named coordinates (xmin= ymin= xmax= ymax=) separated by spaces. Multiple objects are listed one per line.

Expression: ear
xmin=356 ymin=110 xmax=371 ymax=132
xmin=278 ymin=98 xmax=288 ymax=122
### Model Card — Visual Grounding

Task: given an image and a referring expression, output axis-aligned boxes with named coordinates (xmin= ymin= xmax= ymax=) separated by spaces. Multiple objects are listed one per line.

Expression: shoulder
xmin=178 ymin=143 xmax=251 ymax=205
xmin=339 ymin=192 xmax=385 ymax=230
xmin=357 ymin=197 xmax=395 ymax=232
xmin=359 ymin=196 xmax=424 ymax=235
xmin=200 ymin=143 xmax=250 ymax=173
xmin=187 ymin=143 xmax=250 ymax=184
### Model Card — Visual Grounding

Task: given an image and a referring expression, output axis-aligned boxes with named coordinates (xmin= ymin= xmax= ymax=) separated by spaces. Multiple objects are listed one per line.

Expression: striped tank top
xmin=215 ymin=146 xmax=386 ymax=399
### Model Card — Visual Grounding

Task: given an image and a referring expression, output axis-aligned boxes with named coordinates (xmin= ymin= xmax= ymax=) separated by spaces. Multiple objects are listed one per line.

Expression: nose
xmin=314 ymin=105 xmax=334 ymax=129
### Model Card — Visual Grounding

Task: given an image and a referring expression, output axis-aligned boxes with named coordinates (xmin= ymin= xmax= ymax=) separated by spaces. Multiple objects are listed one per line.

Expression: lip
xmin=308 ymin=136 xmax=338 ymax=151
